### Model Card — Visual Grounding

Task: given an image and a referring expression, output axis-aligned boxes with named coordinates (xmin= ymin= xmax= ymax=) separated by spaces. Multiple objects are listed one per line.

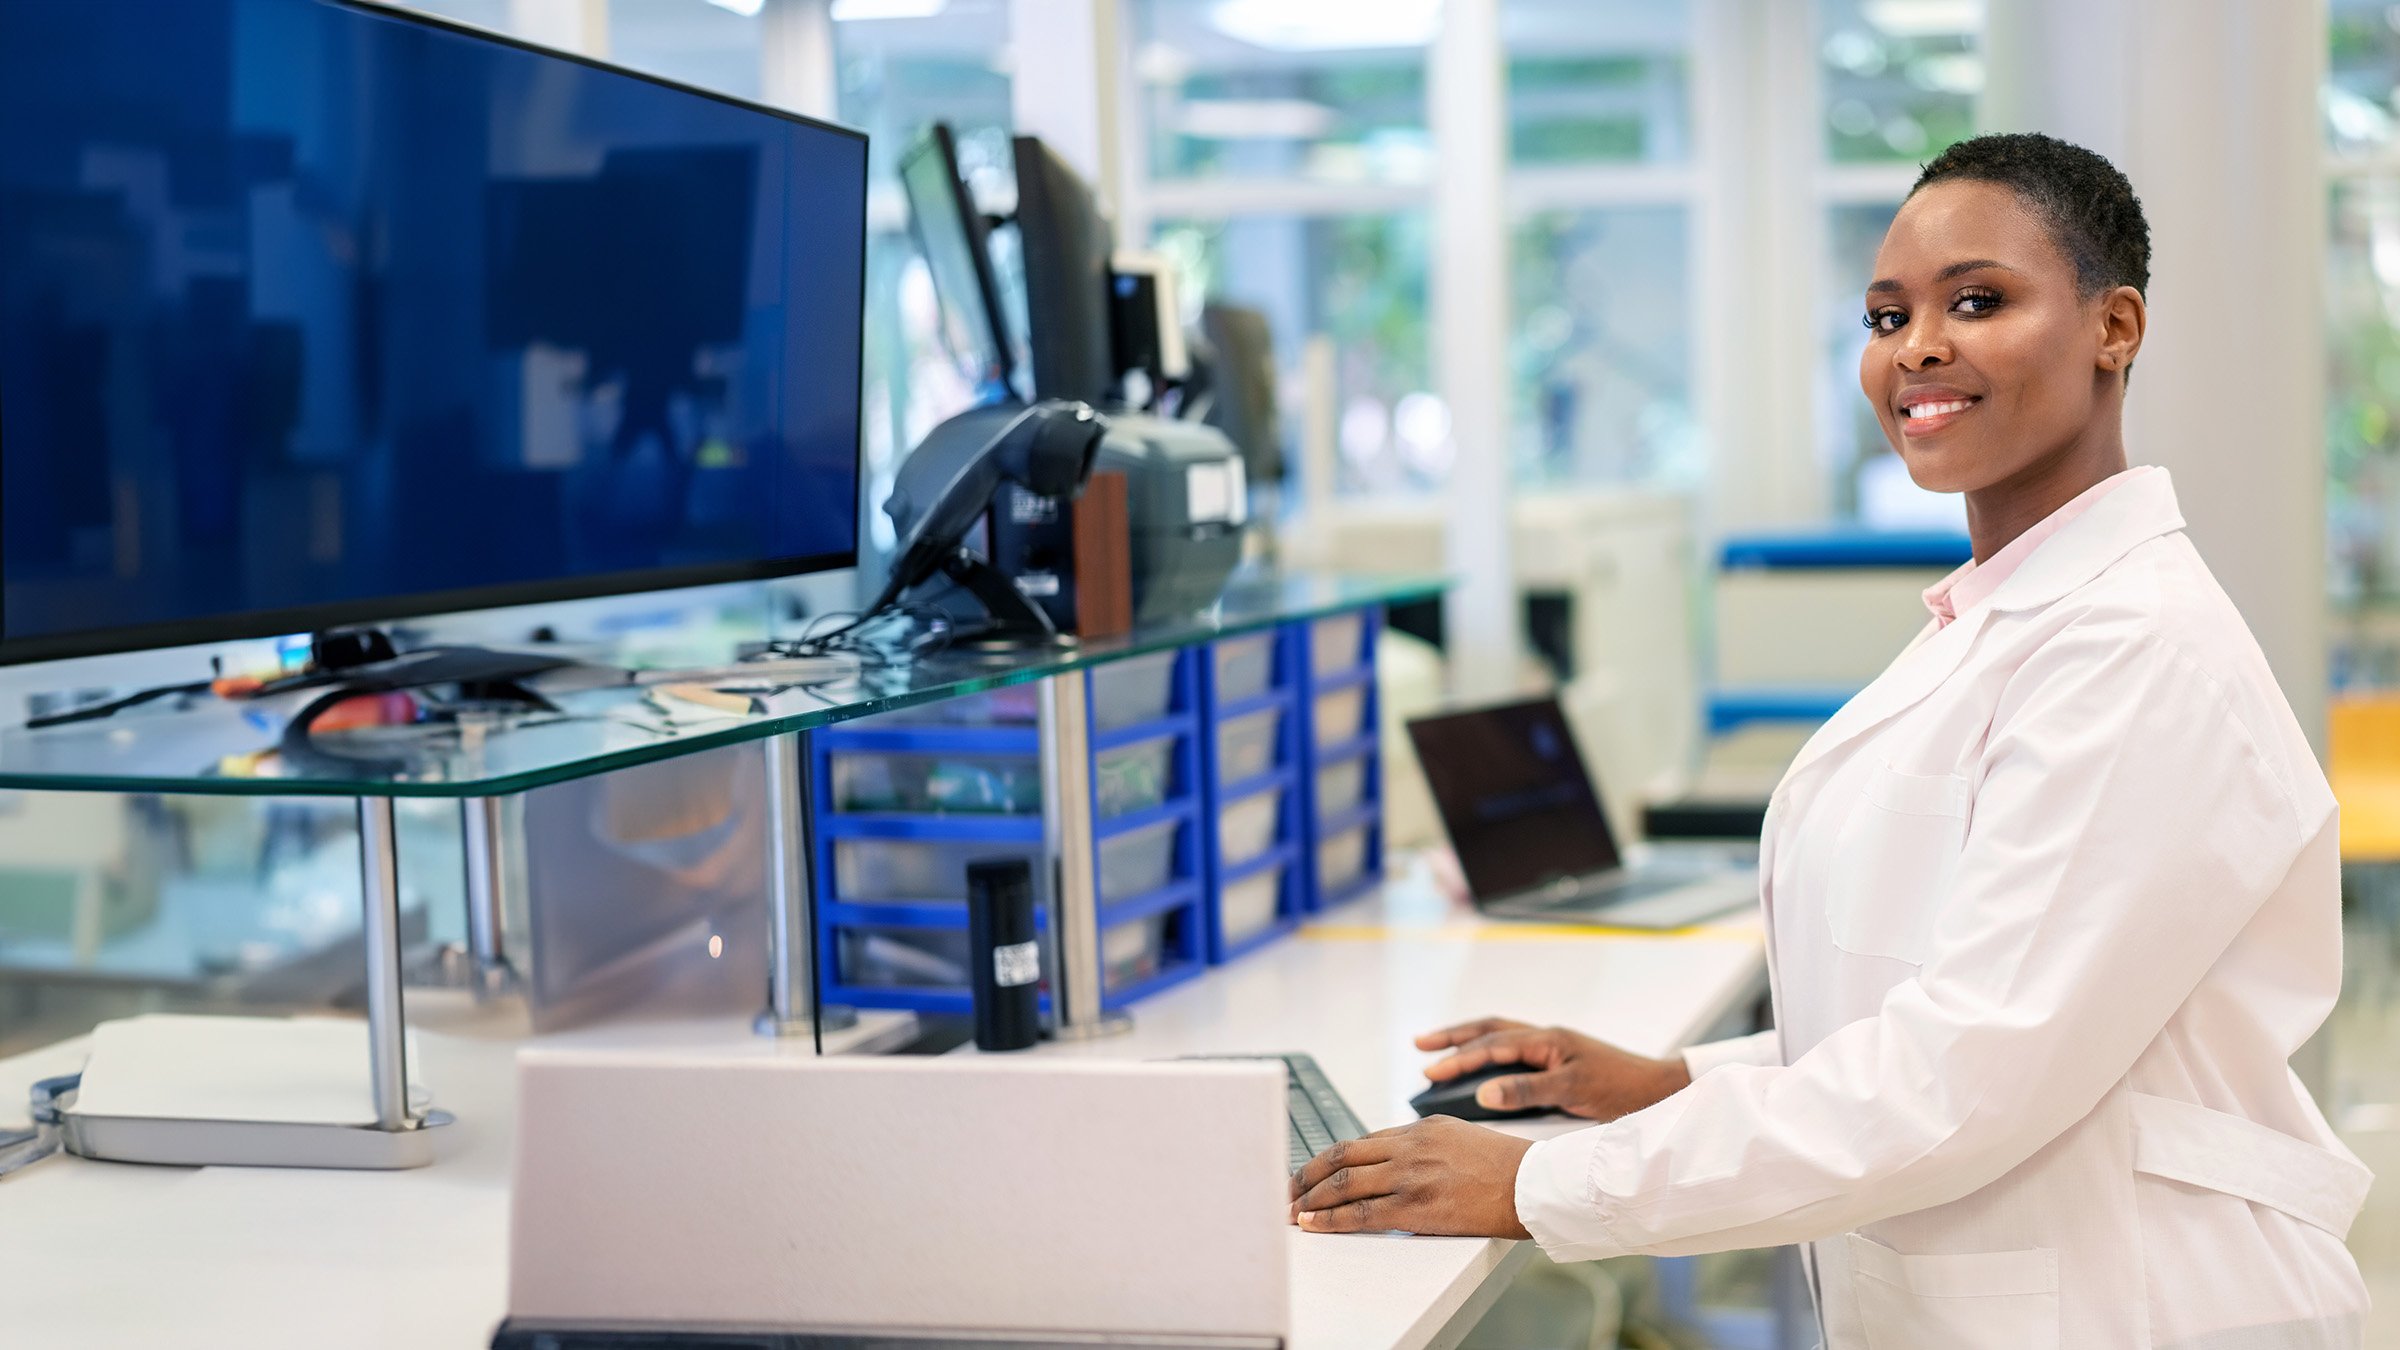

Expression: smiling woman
xmin=1293 ymin=133 xmax=2373 ymax=1350
xmin=1860 ymin=134 xmax=2150 ymax=558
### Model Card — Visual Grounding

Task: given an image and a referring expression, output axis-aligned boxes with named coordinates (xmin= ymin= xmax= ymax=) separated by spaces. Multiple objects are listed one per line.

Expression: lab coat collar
xmin=1777 ymin=602 xmax=1991 ymax=793
xmin=1774 ymin=467 xmax=2184 ymax=795
xmin=1982 ymin=466 xmax=2185 ymax=615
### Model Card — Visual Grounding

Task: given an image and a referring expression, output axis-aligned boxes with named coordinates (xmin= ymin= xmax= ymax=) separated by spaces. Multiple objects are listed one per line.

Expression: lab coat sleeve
xmin=1513 ymin=626 xmax=2324 ymax=1260
xmin=1679 ymin=1029 xmax=1781 ymax=1079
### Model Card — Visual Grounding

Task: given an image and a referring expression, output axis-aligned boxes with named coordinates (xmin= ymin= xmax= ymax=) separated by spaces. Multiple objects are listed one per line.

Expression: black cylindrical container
xmin=966 ymin=858 xmax=1041 ymax=1051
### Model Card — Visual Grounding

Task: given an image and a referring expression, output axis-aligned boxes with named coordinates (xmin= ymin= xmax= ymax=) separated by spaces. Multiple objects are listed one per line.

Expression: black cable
xmin=25 ymin=681 xmax=213 ymax=730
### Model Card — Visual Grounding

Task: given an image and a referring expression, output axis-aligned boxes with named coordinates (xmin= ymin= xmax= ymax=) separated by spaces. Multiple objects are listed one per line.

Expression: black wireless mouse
xmin=1409 ymin=1065 xmax=1551 ymax=1122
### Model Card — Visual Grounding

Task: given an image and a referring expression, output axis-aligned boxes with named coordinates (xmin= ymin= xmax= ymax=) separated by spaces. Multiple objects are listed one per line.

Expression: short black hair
xmin=1911 ymin=132 xmax=2150 ymax=298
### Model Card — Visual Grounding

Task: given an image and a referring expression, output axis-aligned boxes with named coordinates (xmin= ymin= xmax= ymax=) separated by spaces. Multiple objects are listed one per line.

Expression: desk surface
xmin=0 ymin=572 xmax=1438 ymax=800
xmin=0 ymin=875 xmax=1765 ymax=1350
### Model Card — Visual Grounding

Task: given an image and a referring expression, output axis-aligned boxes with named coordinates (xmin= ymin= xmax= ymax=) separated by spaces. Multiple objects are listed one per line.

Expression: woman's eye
xmin=1862 ymin=309 xmax=1905 ymax=335
xmin=1954 ymin=289 xmax=2002 ymax=315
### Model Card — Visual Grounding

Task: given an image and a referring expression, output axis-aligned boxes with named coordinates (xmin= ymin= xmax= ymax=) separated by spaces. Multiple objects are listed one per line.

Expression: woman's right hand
xmin=1415 ymin=1018 xmax=1692 ymax=1121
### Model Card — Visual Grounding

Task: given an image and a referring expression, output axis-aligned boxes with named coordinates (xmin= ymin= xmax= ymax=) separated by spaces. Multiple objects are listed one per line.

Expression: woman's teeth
xmin=1906 ymin=399 xmax=1975 ymax=419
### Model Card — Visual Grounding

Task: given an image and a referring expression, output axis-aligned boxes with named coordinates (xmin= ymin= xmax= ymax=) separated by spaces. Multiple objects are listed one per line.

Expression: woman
xmin=1291 ymin=133 xmax=2372 ymax=1348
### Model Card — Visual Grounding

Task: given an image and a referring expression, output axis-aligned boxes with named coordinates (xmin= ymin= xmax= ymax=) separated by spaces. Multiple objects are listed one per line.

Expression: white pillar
xmin=1982 ymin=0 xmax=2328 ymax=751
xmin=1008 ymin=0 xmax=1126 ymax=216
xmin=506 ymin=0 xmax=607 ymax=56
xmin=761 ymin=0 xmax=837 ymax=121
xmin=1693 ymin=0 xmax=1825 ymax=535
xmin=1431 ymin=0 xmax=1518 ymax=700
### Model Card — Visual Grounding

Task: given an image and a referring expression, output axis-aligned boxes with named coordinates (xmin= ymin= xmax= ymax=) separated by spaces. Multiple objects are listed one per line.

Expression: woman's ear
xmin=2097 ymin=284 xmax=2147 ymax=376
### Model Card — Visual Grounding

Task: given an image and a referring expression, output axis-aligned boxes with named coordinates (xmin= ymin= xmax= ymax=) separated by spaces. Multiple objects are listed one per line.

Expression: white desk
xmin=1011 ymin=880 xmax=1766 ymax=1350
xmin=0 ymin=872 xmax=1765 ymax=1350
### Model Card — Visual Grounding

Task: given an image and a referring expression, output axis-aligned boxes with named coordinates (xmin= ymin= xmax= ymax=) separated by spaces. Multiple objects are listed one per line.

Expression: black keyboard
xmin=1185 ymin=1052 xmax=1369 ymax=1172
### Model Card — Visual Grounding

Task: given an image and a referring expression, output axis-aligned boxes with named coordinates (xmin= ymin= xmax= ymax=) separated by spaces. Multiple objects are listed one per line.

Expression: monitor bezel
xmin=900 ymin=122 xmax=1018 ymax=395
xmin=0 ymin=0 xmax=870 ymax=668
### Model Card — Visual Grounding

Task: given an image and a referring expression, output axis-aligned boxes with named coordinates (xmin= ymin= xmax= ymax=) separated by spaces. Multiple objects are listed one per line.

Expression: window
xmin=399 ymin=0 xmax=511 ymax=34
xmin=1155 ymin=213 xmax=1434 ymax=494
xmin=2327 ymin=177 xmax=2400 ymax=605
xmin=1815 ymin=0 xmax=1980 ymax=527
xmin=1502 ymin=2 xmax=1697 ymax=492
xmin=1131 ymin=0 xmax=1702 ymax=500
xmin=1505 ymin=1 xmax=1692 ymax=166
xmin=1817 ymin=0 xmax=1980 ymax=164
xmin=2330 ymin=0 xmax=2400 ymax=609
xmin=608 ymin=0 xmax=765 ymax=99
xmin=1512 ymin=207 xmax=1697 ymax=489
xmin=1134 ymin=0 xmax=1433 ymax=185
xmin=2329 ymin=0 xmax=2400 ymax=158
xmin=1132 ymin=0 xmax=1434 ymax=500
xmin=832 ymin=4 xmax=1014 ymax=549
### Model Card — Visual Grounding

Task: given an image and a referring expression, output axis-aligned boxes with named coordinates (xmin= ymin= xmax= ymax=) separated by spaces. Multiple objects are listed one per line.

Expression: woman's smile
xmin=1895 ymin=383 xmax=1984 ymax=437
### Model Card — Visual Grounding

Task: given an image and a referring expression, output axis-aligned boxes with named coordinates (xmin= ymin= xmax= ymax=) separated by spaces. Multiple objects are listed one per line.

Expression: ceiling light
xmin=1208 ymin=0 xmax=1437 ymax=52
xmin=1859 ymin=0 xmax=1980 ymax=40
xmin=830 ymin=0 xmax=948 ymax=20
xmin=705 ymin=0 xmax=764 ymax=16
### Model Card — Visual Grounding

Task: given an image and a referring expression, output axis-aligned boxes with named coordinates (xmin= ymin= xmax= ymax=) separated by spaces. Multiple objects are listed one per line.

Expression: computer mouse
xmin=1408 ymin=1065 xmax=1552 ymax=1122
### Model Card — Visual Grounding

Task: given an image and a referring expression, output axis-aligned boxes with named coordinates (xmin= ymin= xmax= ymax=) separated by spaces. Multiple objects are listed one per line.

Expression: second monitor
xmin=890 ymin=126 xmax=1246 ymax=640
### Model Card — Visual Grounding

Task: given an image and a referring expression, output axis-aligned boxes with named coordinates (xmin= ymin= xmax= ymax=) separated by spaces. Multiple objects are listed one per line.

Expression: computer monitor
xmin=0 ymin=0 xmax=868 ymax=666
xmin=900 ymin=124 xmax=1015 ymax=398
xmin=1197 ymin=303 xmax=1286 ymax=484
xmin=1010 ymin=135 xmax=1119 ymax=407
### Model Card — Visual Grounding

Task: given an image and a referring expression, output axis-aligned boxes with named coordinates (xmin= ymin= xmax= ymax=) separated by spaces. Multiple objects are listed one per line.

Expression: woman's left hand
xmin=1288 ymin=1116 xmax=1536 ymax=1238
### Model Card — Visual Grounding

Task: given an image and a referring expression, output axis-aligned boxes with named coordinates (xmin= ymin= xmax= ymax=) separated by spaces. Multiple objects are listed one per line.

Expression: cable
xmin=755 ymin=578 xmax=965 ymax=668
xmin=25 ymin=681 xmax=213 ymax=730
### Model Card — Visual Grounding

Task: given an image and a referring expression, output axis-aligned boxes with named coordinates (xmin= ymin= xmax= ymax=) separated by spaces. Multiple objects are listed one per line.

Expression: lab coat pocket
xmin=1824 ymin=764 xmax=1969 ymax=964
xmin=1846 ymin=1233 xmax=2059 ymax=1350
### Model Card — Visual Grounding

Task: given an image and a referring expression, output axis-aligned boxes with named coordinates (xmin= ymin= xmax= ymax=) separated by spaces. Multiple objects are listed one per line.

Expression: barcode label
xmin=993 ymin=940 xmax=1040 ymax=988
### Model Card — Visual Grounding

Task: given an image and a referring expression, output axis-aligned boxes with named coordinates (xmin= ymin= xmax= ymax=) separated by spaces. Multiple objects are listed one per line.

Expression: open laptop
xmin=1407 ymin=696 xmax=1756 ymax=930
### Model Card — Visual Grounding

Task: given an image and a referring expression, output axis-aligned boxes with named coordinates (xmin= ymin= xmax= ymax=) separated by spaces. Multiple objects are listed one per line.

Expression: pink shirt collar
xmin=1922 ymin=465 xmax=2156 ymax=629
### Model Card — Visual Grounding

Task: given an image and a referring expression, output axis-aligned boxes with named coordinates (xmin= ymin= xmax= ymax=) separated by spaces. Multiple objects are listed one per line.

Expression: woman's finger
xmin=1295 ymin=1158 xmax=1401 ymax=1213
xmin=1412 ymin=1017 xmax=1516 ymax=1051
xmin=1295 ymin=1195 xmax=1397 ymax=1234
xmin=1289 ymin=1133 xmax=1397 ymax=1200
xmin=1476 ymin=1068 xmax=1567 ymax=1112
xmin=1424 ymin=1029 xmax=1550 ymax=1082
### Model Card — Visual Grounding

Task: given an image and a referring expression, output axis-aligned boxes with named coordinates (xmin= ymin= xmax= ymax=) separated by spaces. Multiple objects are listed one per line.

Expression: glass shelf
xmin=0 ymin=572 xmax=1442 ymax=800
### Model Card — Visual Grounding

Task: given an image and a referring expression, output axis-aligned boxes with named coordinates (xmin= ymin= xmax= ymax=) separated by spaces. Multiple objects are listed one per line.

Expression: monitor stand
xmin=276 ymin=641 xmax=577 ymax=773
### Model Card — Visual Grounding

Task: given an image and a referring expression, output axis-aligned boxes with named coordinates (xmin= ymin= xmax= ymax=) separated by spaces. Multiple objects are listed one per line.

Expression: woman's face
xmin=1858 ymin=179 xmax=2138 ymax=494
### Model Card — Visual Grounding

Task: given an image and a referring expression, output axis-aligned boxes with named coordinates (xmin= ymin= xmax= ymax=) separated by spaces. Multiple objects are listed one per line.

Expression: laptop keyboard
xmin=1535 ymin=875 xmax=1701 ymax=911
xmin=1185 ymin=1052 xmax=1369 ymax=1172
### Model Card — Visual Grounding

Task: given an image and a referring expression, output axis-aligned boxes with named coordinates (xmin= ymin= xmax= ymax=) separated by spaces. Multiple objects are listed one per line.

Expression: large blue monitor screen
xmin=0 ymin=0 xmax=866 ymax=663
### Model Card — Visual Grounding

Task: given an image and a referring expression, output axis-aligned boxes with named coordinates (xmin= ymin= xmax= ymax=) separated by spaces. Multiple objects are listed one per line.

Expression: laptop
xmin=1407 ymin=696 xmax=1756 ymax=930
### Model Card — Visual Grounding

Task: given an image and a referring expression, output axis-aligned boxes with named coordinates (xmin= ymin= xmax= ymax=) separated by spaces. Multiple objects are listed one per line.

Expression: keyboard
xmin=1534 ymin=873 xmax=1701 ymax=910
xmin=1185 ymin=1052 xmax=1369 ymax=1172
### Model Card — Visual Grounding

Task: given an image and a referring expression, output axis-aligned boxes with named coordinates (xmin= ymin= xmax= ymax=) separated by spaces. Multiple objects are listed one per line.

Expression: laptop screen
xmin=1406 ymin=696 xmax=1621 ymax=903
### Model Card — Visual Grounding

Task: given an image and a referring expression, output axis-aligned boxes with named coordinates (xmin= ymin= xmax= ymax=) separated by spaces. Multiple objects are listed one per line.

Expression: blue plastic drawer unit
xmin=1298 ymin=608 xmax=1384 ymax=912
xmin=1199 ymin=626 xmax=1307 ymax=961
xmin=812 ymin=648 xmax=1207 ymax=1015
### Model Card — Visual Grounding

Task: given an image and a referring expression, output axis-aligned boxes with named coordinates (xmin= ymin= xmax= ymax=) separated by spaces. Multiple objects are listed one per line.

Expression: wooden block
xmin=1073 ymin=470 xmax=1135 ymax=638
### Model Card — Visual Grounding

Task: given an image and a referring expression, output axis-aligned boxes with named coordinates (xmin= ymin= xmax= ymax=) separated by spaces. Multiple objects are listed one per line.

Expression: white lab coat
xmin=1513 ymin=469 xmax=2372 ymax=1348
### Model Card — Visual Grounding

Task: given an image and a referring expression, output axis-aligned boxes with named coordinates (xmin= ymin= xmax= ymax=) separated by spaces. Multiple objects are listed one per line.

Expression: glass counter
xmin=0 ymin=573 xmax=1441 ymax=800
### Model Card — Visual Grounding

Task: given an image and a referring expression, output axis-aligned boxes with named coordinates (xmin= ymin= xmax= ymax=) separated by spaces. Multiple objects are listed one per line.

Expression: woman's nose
xmin=1898 ymin=333 xmax=1950 ymax=371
